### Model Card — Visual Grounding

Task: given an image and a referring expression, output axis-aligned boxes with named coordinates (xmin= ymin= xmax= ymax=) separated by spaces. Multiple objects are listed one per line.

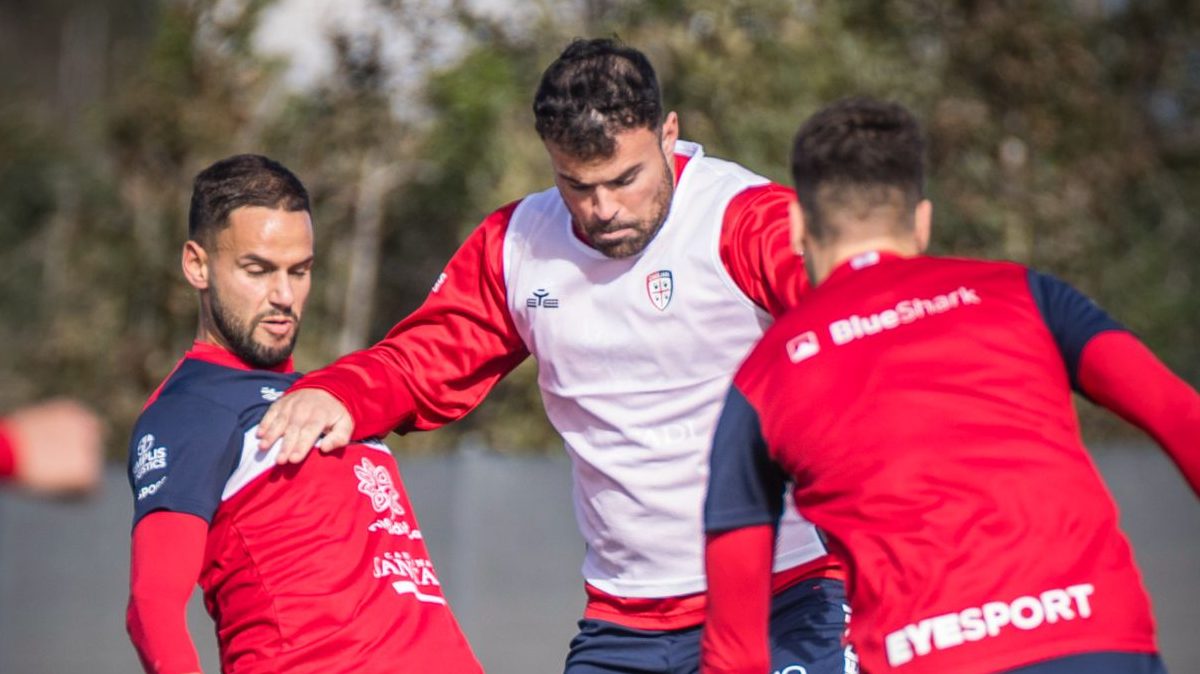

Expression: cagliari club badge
xmin=646 ymin=270 xmax=673 ymax=311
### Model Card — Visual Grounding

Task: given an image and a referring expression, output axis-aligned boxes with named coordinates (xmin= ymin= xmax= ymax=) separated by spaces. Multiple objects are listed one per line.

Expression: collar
xmin=185 ymin=340 xmax=295 ymax=373
xmin=824 ymin=250 xmax=907 ymax=284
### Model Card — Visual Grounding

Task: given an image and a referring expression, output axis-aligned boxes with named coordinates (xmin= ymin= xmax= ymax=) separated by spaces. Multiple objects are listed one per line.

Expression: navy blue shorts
xmin=564 ymin=578 xmax=851 ymax=674
xmin=1002 ymin=652 xmax=1167 ymax=674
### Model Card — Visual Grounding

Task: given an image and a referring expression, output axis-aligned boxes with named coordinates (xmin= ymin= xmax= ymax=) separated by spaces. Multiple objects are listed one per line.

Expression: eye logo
xmin=526 ymin=289 xmax=560 ymax=308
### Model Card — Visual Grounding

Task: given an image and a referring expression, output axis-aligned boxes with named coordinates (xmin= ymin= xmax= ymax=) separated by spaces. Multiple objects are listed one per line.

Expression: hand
xmin=256 ymin=389 xmax=354 ymax=465
xmin=6 ymin=399 xmax=105 ymax=495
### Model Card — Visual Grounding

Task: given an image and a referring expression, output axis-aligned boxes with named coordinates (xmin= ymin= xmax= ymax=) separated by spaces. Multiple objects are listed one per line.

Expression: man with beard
xmin=256 ymin=40 xmax=851 ymax=674
xmin=125 ymin=155 xmax=481 ymax=674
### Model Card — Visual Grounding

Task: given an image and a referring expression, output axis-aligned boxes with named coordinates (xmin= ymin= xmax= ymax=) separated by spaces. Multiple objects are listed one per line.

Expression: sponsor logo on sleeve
xmin=133 ymin=433 xmax=168 ymax=481
xmin=137 ymin=476 xmax=167 ymax=501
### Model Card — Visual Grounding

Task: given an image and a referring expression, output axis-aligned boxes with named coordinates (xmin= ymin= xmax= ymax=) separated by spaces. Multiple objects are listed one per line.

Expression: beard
xmin=209 ymin=284 xmax=299 ymax=369
xmin=578 ymin=158 xmax=675 ymax=259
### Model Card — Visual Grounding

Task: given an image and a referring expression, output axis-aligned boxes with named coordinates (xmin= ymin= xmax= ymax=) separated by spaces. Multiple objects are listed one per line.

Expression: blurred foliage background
xmin=0 ymin=0 xmax=1197 ymax=458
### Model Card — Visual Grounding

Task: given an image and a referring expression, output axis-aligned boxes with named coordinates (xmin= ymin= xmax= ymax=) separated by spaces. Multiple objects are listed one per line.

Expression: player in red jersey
xmin=701 ymin=97 xmax=1199 ymax=674
xmin=0 ymin=399 xmax=103 ymax=496
xmin=255 ymin=39 xmax=851 ymax=674
xmin=124 ymin=155 xmax=481 ymax=674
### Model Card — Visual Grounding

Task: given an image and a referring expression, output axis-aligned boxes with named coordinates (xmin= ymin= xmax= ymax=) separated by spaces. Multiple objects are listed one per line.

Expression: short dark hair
xmin=790 ymin=97 xmax=925 ymax=242
xmin=188 ymin=154 xmax=310 ymax=246
xmin=533 ymin=38 xmax=663 ymax=160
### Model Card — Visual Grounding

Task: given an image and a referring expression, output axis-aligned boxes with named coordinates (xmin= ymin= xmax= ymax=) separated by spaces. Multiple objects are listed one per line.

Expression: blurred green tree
xmin=0 ymin=0 xmax=1195 ymax=456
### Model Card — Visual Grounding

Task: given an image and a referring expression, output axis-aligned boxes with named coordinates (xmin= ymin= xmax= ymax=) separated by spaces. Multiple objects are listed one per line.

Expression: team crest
xmin=646 ymin=270 xmax=673 ymax=311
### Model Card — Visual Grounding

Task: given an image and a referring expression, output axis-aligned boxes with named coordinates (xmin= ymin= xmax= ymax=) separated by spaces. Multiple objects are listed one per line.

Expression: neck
xmin=195 ymin=303 xmax=230 ymax=351
xmin=809 ymin=236 xmax=921 ymax=285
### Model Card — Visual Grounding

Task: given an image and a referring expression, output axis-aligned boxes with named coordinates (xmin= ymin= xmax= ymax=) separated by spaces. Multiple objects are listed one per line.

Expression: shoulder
xmin=722 ymin=182 xmax=794 ymax=227
xmin=684 ymin=151 xmax=773 ymax=192
xmin=139 ymin=361 xmax=296 ymax=432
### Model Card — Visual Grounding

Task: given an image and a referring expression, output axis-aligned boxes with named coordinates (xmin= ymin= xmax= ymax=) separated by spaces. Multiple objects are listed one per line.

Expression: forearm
xmin=291 ymin=343 xmax=421 ymax=439
xmin=701 ymin=525 xmax=775 ymax=674
xmin=293 ymin=209 xmax=529 ymax=438
xmin=128 ymin=512 xmax=208 ymax=674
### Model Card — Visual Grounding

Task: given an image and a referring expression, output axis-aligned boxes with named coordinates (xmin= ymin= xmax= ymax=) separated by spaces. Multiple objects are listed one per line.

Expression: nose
xmin=591 ymin=188 xmax=621 ymax=223
xmin=268 ymin=271 xmax=295 ymax=309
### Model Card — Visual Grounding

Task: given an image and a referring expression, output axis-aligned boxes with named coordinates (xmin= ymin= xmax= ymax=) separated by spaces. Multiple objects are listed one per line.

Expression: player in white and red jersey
xmin=124 ymin=155 xmax=481 ymax=674
xmin=257 ymin=39 xmax=851 ymax=673
xmin=702 ymin=98 xmax=1199 ymax=674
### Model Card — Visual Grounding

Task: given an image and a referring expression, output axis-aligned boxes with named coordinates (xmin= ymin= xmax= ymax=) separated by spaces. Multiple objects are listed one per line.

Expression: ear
xmin=660 ymin=111 xmax=679 ymax=155
xmin=914 ymin=199 xmax=933 ymax=253
xmin=181 ymin=240 xmax=211 ymax=290
xmin=788 ymin=198 xmax=807 ymax=257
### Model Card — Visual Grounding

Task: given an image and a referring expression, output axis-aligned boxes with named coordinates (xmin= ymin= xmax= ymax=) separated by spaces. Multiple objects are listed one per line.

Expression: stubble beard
xmin=209 ymin=284 xmax=299 ymax=369
xmin=584 ymin=158 xmax=675 ymax=259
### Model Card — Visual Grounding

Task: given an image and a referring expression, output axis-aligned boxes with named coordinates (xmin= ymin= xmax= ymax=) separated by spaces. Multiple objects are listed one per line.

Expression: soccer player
xmin=125 ymin=155 xmax=481 ymax=674
xmin=0 ymin=398 xmax=103 ymax=495
xmin=256 ymin=39 xmax=851 ymax=674
xmin=701 ymin=97 xmax=1200 ymax=674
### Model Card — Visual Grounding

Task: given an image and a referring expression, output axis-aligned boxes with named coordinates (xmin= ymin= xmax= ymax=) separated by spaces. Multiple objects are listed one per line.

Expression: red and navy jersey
xmin=127 ymin=344 xmax=481 ymax=673
xmin=706 ymin=253 xmax=1162 ymax=674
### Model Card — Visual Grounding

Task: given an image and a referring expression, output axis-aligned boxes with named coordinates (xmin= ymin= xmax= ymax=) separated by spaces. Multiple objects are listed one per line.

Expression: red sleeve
xmin=718 ymin=183 xmax=810 ymax=318
xmin=700 ymin=524 xmax=775 ymax=674
xmin=0 ymin=421 xmax=15 ymax=479
xmin=127 ymin=511 xmax=208 ymax=674
xmin=292 ymin=202 xmax=531 ymax=438
xmin=1078 ymin=331 xmax=1200 ymax=498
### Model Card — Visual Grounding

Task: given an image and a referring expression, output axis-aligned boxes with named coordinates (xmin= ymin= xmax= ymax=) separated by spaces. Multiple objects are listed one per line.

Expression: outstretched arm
xmin=127 ymin=511 xmax=208 ymax=674
xmin=1078 ymin=331 xmax=1200 ymax=497
xmin=259 ymin=202 xmax=530 ymax=463
xmin=1026 ymin=269 xmax=1200 ymax=498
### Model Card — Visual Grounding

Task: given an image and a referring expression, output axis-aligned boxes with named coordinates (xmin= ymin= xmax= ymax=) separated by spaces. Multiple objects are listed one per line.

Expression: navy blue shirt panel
xmin=1026 ymin=269 xmax=1127 ymax=392
xmin=128 ymin=359 xmax=302 ymax=527
xmin=705 ymin=385 xmax=788 ymax=533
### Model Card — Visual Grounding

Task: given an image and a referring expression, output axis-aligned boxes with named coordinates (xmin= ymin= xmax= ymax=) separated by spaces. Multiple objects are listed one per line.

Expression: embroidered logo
xmin=354 ymin=457 xmax=406 ymax=518
xmin=526 ymin=288 xmax=559 ymax=308
xmin=786 ymin=331 xmax=821 ymax=363
xmin=260 ymin=386 xmax=283 ymax=401
xmin=646 ymin=270 xmax=673 ymax=311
